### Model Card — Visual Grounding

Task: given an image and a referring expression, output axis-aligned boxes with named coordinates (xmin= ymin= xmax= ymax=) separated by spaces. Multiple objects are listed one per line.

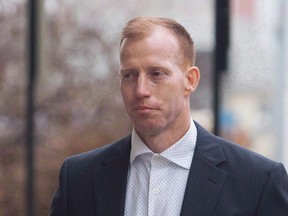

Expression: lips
xmin=132 ymin=105 xmax=160 ymax=112
xmin=134 ymin=106 xmax=154 ymax=110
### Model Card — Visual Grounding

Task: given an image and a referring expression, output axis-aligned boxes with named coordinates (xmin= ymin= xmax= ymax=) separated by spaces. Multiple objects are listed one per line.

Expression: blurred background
xmin=0 ymin=0 xmax=287 ymax=215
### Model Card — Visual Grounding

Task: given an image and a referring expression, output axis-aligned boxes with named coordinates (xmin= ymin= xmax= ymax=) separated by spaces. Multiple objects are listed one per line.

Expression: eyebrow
xmin=147 ymin=66 xmax=172 ymax=74
xmin=148 ymin=66 xmax=167 ymax=71
xmin=119 ymin=65 xmax=172 ymax=75
xmin=119 ymin=68 xmax=136 ymax=74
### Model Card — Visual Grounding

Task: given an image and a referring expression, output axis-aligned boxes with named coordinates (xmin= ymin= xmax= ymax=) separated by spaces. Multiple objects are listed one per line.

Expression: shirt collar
xmin=130 ymin=120 xmax=197 ymax=169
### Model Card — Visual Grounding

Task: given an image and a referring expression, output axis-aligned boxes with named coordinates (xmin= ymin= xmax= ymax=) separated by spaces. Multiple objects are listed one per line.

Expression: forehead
xmin=120 ymin=27 xmax=180 ymax=59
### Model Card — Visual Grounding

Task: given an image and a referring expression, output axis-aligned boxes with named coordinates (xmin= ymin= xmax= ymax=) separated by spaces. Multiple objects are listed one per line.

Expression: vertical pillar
xmin=26 ymin=0 xmax=43 ymax=215
xmin=214 ymin=0 xmax=230 ymax=135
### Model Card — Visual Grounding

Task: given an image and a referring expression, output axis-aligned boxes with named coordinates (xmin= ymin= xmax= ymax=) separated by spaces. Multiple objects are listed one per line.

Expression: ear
xmin=184 ymin=66 xmax=200 ymax=95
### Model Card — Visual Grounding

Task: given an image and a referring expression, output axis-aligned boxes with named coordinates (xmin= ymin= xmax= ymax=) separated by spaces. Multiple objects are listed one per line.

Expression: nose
xmin=135 ymin=74 xmax=151 ymax=98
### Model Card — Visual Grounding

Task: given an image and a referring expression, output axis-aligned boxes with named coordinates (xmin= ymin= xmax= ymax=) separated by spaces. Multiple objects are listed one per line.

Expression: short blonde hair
xmin=120 ymin=17 xmax=196 ymax=67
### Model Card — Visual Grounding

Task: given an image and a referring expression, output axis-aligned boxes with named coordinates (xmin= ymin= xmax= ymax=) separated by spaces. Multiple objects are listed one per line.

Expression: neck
xmin=136 ymin=117 xmax=191 ymax=153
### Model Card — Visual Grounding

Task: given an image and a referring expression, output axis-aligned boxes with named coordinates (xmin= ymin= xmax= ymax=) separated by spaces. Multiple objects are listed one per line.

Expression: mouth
xmin=134 ymin=106 xmax=154 ymax=111
xmin=132 ymin=105 xmax=160 ymax=113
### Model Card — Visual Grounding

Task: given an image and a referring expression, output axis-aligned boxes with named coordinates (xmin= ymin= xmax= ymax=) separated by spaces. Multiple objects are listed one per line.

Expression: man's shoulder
xmin=219 ymin=136 xmax=275 ymax=165
xmin=62 ymin=135 xmax=131 ymax=171
xmin=195 ymin=121 xmax=280 ymax=171
xmin=217 ymin=136 xmax=286 ymax=180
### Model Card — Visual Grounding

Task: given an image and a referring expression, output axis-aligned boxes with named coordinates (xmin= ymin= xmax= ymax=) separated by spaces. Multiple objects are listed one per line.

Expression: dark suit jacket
xmin=50 ymin=122 xmax=288 ymax=216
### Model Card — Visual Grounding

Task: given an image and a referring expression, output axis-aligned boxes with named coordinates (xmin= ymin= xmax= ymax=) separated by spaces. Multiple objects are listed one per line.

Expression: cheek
xmin=121 ymin=89 xmax=136 ymax=115
xmin=121 ymin=85 xmax=129 ymax=97
xmin=121 ymin=88 xmax=130 ymax=105
xmin=161 ymin=90 xmax=183 ymax=109
xmin=160 ymin=84 xmax=186 ymax=109
xmin=160 ymin=81 xmax=185 ymax=100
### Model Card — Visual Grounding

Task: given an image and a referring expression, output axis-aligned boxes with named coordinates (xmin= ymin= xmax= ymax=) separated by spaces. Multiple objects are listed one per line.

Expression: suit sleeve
xmin=256 ymin=163 xmax=288 ymax=216
xmin=50 ymin=160 xmax=69 ymax=216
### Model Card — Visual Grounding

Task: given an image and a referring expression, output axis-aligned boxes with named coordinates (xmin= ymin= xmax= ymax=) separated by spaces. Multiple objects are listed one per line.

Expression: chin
xmin=134 ymin=119 xmax=165 ymax=135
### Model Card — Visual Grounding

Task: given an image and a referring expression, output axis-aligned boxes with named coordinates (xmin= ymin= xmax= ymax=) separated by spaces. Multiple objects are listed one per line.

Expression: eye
xmin=150 ymin=70 xmax=167 ymax=79
xmin=120 ymin=70 xmax=138 ymax=82
xmin=152 ymin=71 xmax=163 ymax=76
xmin=123 ymin=73 xmax=132 ymax=79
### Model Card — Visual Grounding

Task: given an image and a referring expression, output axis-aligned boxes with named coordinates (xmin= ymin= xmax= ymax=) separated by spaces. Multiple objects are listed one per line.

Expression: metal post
xmin=26 ymin=0 xmax=39 ymax=215
xmin=213 ymin=0 xmax=230 ymax=135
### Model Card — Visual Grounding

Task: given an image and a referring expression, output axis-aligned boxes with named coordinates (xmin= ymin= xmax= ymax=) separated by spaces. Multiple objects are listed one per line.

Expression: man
xmin=50 ymin=17 xmax=288 ymax=216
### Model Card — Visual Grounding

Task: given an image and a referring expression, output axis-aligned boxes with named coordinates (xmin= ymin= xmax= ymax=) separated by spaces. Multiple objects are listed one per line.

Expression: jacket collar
xmin=180 ymin=122 xmax=227 ymax=216
xmin=93 ymin=135 xmax=131 ymax=216
xmin=92 ymin=122 xmax=228 ymax=216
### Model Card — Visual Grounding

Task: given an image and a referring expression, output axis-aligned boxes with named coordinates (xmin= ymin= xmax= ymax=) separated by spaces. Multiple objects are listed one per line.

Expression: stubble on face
xmin=120 ymin=27 xmax=192 ymax=150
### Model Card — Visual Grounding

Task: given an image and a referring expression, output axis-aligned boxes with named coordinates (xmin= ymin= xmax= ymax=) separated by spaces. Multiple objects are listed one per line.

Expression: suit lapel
xmin=91 ymin=123 xmax=227 ymax=216
xmin=93 ymin=136 xmax=131 ymax=216
xmin=180 ymin=123 xmax=228 ymax=216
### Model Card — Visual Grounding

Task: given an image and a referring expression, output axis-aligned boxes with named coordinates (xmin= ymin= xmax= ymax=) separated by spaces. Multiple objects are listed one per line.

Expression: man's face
xmin=119 ymin=27 xmax=193 ymax=138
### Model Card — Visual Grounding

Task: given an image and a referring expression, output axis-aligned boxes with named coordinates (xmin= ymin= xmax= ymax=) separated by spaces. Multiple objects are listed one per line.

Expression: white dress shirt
xmin=124 ymin=121 xmax=197 ymax=216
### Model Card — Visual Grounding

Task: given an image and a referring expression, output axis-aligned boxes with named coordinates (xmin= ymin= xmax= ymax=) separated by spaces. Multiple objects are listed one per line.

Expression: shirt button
xmin=154 ymin=188 xmax=160 ymax=194
xmin=152 ymin=155 xmax=162 ymax=164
